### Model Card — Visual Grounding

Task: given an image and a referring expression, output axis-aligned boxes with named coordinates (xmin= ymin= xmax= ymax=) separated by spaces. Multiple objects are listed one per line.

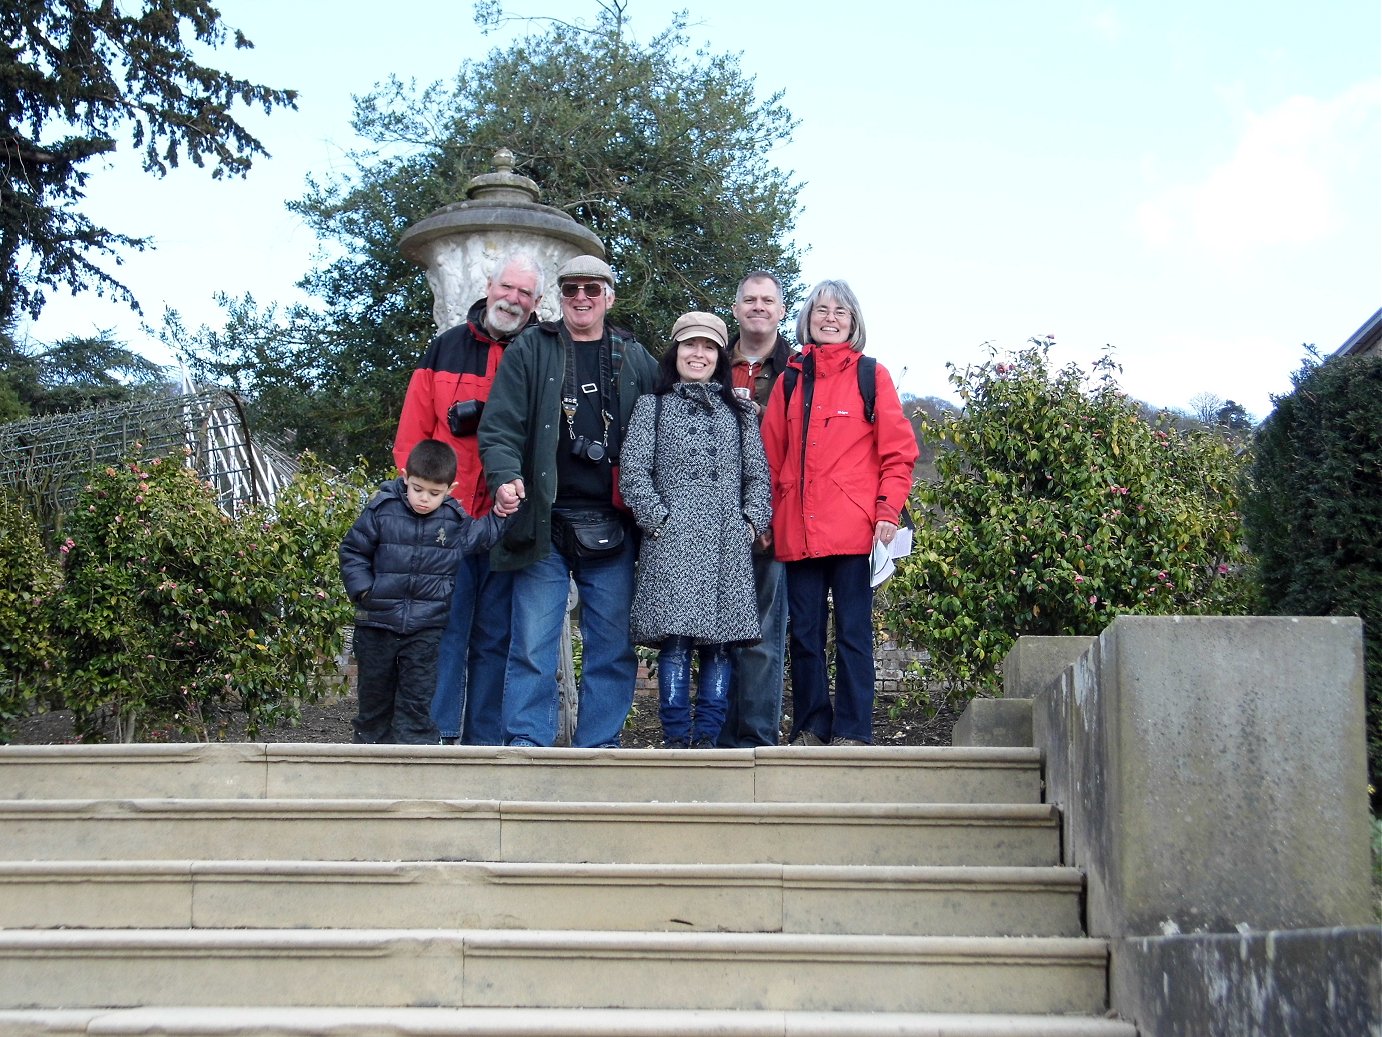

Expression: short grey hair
xmin=736 ymin=270 xmax=784 ymax=303
xmin=489 ymin=252 xmax=546 ymax=300
xmin=794 ymin=279 xmax=866 ymax=352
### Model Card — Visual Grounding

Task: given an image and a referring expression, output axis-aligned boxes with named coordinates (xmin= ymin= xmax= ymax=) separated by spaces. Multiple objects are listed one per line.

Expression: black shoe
xmin=662 ymin=738 xmax=690 ymax=749
xmin=691 ymin=738 xmax=717 ymax=749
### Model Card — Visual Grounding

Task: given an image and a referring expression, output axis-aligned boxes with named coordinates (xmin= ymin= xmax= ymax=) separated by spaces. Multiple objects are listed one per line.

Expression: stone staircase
xmin=0 ymin=743 xmax=1136 ymax=1036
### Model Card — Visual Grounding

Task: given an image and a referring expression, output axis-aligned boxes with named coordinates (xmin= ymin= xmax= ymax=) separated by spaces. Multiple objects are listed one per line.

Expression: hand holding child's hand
xmin=493 ymin=479 xmax=525 ymax=517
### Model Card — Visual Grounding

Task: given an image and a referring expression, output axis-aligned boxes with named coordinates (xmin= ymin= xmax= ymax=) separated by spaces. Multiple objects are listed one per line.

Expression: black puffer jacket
xmin=339 ymin=478 xmax=509 ymax=634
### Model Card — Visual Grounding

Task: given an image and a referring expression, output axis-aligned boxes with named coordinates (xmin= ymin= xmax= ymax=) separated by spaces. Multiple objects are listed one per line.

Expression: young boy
xmin=339 ymin=439 xmax=515 ymax=744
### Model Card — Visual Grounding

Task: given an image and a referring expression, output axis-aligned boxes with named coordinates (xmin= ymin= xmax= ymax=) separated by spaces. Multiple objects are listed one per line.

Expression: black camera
xmin=569 ymin=436 xmax=607 ymax=463
xmin=447 ymin=399 xmax=484 ymax=437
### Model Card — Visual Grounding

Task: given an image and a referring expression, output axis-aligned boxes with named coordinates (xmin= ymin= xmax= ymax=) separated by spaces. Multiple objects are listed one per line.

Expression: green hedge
xmin=1246 ymin=351 xmax=1382 ymax=808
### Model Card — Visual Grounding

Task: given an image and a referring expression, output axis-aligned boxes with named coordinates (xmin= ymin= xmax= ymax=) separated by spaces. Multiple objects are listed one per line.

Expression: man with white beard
xmin=393 ymin=253 xmax=544 ymax=744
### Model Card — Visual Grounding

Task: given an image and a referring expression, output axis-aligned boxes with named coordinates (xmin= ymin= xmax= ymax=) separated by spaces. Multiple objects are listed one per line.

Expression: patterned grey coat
xmin=619 ymin=382 xmax=773 ymax=648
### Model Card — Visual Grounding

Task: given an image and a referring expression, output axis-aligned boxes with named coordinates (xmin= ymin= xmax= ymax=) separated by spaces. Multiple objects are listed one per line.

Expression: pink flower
xmin=1217 ymin=563 xmax=1229 ymax=576
xmin=1088 ymin=594 xmax=1098 ymax=605
xmin=1073 ymin=575 xmax=1085 ymax=584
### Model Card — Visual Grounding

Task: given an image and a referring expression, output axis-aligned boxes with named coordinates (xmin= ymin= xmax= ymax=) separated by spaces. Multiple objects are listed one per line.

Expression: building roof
xmin=1330 ymin=307 xmax=1382 ymax=359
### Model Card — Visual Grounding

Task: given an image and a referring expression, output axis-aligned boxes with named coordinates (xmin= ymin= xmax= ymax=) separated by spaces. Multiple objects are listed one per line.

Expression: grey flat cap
xmin=556 ymin=254 xmax=615 ymax=286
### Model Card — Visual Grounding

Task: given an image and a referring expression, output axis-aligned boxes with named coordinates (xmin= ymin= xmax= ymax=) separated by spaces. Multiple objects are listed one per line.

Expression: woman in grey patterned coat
xmin=619 ymin=312 xmax=773 ymax=748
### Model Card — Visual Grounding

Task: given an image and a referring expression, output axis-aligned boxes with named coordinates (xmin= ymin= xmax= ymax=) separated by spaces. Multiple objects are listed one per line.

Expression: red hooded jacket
xmin=760 ymin=343 xmax=918 ymax=561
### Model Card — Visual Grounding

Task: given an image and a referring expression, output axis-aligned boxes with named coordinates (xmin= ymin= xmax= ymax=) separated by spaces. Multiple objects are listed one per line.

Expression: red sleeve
xmin=393 ymin=367 xmax=440 ymax=475
xmin=871 ymin=366 xmax=919 ymax=524
xmin=760 ymin=375 xmax=789 ymax=476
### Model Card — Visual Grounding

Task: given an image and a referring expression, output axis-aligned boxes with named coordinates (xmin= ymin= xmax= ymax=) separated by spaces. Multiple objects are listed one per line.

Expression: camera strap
xmin=560 ymin=325 xmax=614 ymax=451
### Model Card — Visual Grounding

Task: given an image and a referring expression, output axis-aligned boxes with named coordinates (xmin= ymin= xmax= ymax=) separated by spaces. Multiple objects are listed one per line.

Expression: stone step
xmin=0 ymin=929 xmax=1112 ymax=1016
xmin=0 ymin=1006 xmax=1139 ymax=1036
xmin=0 ymin=744 xmax=1044 ymax=804
xmin=0 ymin=860 xmax=1084 ymax=937
xmin=0 ymin=799 xmax=1060 ymax=867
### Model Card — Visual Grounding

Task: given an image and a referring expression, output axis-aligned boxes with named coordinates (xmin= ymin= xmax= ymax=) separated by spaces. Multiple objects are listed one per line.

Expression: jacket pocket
xmin=502 ymin=499 xmax=537 ymax=550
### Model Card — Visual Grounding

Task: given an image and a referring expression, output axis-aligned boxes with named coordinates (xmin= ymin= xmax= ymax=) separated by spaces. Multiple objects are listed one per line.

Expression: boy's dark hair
xmin=404 ymin=439 xmax=457 ymax=485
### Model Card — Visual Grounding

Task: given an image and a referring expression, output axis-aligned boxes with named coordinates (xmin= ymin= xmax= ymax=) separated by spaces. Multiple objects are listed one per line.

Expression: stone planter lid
xmin=399 ymin=148 xmax=604 ymax=263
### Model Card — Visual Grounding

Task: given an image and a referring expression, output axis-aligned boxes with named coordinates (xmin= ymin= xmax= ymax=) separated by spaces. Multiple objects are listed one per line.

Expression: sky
xmin=19 ymin=0 xmax=1382 ymax=422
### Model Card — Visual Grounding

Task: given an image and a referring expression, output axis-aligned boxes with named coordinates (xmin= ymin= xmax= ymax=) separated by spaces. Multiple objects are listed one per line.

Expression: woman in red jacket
xmin=760 ymin=280 xmax=918 ymax=745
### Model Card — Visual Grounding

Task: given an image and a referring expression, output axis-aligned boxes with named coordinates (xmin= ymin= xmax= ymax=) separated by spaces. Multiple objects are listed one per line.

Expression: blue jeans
xmin=658 ymin=638 xmax=732 ymax=746
xmin=785 ymin=554 xmax=875 ymax=744
xmin=503 ymin=542 xmax=637 ymax=747
xmin=431 ymin=554 xmax=512 ymax=744
xmin=719 ymin=555 xmax=787 ymax=747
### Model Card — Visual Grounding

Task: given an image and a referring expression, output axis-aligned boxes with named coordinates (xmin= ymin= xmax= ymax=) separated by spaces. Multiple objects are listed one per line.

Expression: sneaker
xmin=438 ymin=737 xmax=458 ymax=745
xmin=789 ymin=730 xmax=825 ymax=746
xmin=690 ymin=738 xmax=717 ymax=749
xmin=829 ymin=736 xmax=869 ymax=746
xmin=663 ymin=738 xmax=691 ymax=749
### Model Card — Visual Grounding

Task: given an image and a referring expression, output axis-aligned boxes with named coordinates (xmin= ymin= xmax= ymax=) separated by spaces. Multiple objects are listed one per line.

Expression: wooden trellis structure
xmin=0 ymin=380 xmax=297 ymax=529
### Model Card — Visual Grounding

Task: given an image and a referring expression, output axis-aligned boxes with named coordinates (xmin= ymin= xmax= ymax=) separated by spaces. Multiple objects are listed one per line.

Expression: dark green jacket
xmin=477 ymin=320 xmax=658 ymax=571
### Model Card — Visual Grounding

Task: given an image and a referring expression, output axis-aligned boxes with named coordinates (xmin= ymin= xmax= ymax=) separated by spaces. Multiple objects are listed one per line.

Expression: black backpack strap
xmin=796 ymin=352 xmax=816 ymax=485
xmin=782 ymin=355 xmax=876 ymax=423
xmin=781 ymin=365 xmax=799 ymax=409
xmin=857 ymin=355 xmax=877 ymax=423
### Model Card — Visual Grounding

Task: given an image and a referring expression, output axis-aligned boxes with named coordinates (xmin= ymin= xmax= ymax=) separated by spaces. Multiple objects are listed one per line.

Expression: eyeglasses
xmin=560 ymin=281 xmax=605 ymax=299
xmin=812 ymin=306 xmax=851 ymax=320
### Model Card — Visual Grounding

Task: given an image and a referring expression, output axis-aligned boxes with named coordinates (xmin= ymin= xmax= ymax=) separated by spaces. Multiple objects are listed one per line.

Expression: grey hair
xmin=489 ymin=252 xmax=546 ymax=299
xmin=736 ymin=270 xmax=784 ymax=303
xmin=794 ymin=279 xmax=866 ymax=352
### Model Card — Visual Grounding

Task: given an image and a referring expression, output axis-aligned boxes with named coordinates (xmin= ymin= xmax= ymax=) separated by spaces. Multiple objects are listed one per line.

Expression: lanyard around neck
xmin=560 ymin=325 xmax=614 ymax=447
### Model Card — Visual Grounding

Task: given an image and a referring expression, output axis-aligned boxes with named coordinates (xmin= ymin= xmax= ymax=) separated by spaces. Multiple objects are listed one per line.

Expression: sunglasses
xmin=560 ymin=281 xmax=605 ymax=299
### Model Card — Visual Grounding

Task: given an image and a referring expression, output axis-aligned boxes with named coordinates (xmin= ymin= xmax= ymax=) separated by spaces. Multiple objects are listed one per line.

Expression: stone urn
xmin=399 ymin=148 xmax=605 ymax=332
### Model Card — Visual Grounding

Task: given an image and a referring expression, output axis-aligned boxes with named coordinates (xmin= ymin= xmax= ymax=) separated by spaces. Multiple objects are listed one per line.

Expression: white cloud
xmin=1135 ymin=80 xmax=1380 ymax=261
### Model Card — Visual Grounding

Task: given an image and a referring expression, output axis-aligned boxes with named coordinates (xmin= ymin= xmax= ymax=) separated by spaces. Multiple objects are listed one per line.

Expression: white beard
xmin=486 ymin=302 xmax=525 ymax=336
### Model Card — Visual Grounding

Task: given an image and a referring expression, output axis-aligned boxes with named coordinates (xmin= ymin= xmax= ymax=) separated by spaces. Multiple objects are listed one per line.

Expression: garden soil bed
xmin=7 ymin=689 xmax=960 ymax=748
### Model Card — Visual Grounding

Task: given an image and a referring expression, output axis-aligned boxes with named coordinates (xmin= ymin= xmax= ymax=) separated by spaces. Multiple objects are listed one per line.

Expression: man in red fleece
xmin=393 ymin=252 xmax=543 ymax=744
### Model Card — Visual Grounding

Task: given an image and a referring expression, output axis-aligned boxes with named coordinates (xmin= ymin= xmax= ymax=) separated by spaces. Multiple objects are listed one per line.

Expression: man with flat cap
xmin=478 ymin=255 xmax=658 ymax=747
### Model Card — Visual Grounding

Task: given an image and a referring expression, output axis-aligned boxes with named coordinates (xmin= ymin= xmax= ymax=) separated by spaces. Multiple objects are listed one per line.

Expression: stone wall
xmin=960 ymin=616 xmax=1379 ymax=1037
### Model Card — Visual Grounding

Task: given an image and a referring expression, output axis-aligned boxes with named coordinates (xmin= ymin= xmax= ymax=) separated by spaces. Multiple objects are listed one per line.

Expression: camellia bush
xmin=881 ymin=340 xmax=1258 ymax=695
xmin=53 ymin=450 xmax=375 ymax=742
xmin=1245 ymin=350 xmax=1381 ymax=806
xmin=0 ymin=494 xmax=64 ymax=739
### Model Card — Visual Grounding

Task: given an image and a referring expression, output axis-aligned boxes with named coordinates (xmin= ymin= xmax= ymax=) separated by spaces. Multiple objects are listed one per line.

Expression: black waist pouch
xmin=552 ymin=508 xmax=626 ymax=559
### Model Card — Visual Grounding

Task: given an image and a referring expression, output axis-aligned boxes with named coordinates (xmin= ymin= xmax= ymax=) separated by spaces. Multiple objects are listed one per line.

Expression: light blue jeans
xmin=502 ymin=543 xmax=637 ymax=747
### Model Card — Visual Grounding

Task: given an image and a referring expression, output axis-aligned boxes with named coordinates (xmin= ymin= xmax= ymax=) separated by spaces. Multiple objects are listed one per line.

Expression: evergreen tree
xmin=0 ymin=0 xmax=297 ymax=325
xmin=181 ymin=2 xmax=803 ymax=469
